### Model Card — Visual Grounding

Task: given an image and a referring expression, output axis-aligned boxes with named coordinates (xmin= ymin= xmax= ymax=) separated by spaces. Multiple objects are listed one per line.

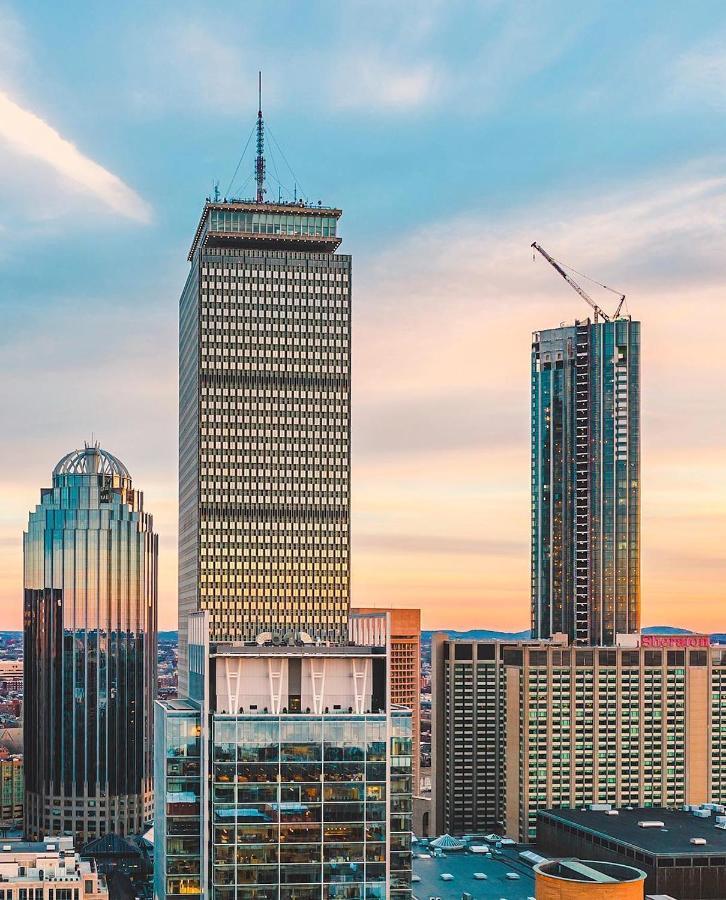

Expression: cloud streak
xmin=0 ymin=90 xmax=151 ymax=222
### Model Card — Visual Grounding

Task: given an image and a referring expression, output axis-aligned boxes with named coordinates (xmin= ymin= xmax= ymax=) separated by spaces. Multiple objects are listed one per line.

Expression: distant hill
xmin=421 ymin=624 xmax=722 ymax=646
xmin=422 ymin=628 xmax=530 ymax=642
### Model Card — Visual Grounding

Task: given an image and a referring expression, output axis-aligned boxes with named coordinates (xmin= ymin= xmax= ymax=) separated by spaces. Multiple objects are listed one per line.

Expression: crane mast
xmin=531 ymin=242 xmax=625 ymax=324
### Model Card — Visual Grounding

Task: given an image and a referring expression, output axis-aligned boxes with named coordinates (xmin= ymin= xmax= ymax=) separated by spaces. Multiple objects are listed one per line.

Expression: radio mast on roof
xmin=255 ymin=71 xmax=266 ymax=203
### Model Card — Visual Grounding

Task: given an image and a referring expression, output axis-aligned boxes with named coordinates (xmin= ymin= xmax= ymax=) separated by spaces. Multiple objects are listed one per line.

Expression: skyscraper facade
xmin=23 ymin=445 xmax=157 ymax=842
xmin=178 ymin=200 xmax=351 ymax=688
xmin=531 ymin=318 xmax=640 ymax=645
xmin=156 ymin=112 xmax=412 ymax=897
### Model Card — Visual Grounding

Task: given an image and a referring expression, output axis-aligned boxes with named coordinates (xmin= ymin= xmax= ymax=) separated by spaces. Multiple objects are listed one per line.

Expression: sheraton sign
xmin=640 ymin=633 xmax=710 ymax=649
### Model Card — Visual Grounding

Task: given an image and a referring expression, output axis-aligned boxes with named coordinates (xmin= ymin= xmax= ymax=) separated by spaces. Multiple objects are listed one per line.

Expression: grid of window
xmin=179 ymin=240 xmax=352 ymax=653
xmin=531 ymin=319 xmax=640 ymax=645
xmin=208 ymin=715 xmax=410 ymax=900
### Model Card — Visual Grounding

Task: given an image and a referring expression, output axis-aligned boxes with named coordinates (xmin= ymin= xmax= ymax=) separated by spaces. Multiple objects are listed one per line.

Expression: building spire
xmin=255 ymin=71 xmax=265 ymax=203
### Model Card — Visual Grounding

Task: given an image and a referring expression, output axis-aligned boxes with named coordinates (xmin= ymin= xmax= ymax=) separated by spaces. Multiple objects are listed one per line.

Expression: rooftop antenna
xmin=213 ymin=181 xmax=220 ymax=203
xmin=255 ymin=71 xmax=266 ymax=203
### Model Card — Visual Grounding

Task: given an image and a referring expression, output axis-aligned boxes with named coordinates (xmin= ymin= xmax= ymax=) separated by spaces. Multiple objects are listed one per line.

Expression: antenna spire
xmin=255 ymin=71 xmax=266 ymax=203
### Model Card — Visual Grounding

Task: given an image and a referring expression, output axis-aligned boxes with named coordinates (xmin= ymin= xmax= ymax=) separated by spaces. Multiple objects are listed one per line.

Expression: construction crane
xmin=531 ymin=242 xmax=626 ymax=323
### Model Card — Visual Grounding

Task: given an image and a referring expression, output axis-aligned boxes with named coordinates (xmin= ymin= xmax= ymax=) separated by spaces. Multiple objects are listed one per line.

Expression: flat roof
xmin=212 ymin=643 xmax=385 ymax=658
xmin=412 ymin=845 xmax=535 ymax=900
xmin=539 ymin=807 xmax=726 ymax=857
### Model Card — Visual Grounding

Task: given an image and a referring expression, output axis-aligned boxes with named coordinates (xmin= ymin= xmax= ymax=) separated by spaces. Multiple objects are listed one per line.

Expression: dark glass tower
xmin=178 ymin=201 xmax=352 ymax=689
xmin=531 ymin=319 xmax=640 ymax=645
xmin=24 ymin=444 xmax=157 ymax=842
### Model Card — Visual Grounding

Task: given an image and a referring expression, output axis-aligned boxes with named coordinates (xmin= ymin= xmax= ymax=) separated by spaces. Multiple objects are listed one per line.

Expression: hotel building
xmin=432 ymin=634 xmax=726 ymax=842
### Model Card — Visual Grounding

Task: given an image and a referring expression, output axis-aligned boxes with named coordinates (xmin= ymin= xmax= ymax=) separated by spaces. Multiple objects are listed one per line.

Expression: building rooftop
xmin=412 ymin=844 xmax=536 ymax=900
xmin=53 ymin=443 xmax=130 ymax=480
xmin=188 ymin=200 xmax=343 ymax=259
xmin=211 ymin=642 xmax=385 ymax=658
xmin=539 ymin=807 xmax=726 ymax=857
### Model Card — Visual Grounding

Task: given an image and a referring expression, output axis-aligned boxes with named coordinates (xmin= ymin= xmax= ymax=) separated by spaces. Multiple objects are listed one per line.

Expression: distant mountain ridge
xmin=421 ymin=625 xmax=726 ymax=643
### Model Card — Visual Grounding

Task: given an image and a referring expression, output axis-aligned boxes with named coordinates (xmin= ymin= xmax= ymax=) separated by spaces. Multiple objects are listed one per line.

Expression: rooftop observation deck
xmin=188 ymin=200 xmax=343 ymax=260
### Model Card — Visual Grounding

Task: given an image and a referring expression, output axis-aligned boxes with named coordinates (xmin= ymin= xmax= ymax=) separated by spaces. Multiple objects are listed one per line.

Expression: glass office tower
xmin=154 ymin=617 xmax=413 ymax=900
xmin=178 ymin=200 xmax=351 ymax=689
xmin=24 ymin=444 xmax=157 ymax=842
xmin=531 ymin=319 xmax=640 ymax=645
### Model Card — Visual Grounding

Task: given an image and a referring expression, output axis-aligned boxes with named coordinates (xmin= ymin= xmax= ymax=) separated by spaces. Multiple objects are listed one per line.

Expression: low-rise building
xmin=538 ymin=805 xmax=726 ymax=899
xmin=0 ymin=836 xmax=107 ymax=898
xmin=534 ymin=858 xmax=646 ymax=899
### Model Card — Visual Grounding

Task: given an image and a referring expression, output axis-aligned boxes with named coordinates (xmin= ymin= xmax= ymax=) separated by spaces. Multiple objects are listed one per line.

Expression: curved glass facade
xmin=24 ymin=445 xmax=158 ymax=842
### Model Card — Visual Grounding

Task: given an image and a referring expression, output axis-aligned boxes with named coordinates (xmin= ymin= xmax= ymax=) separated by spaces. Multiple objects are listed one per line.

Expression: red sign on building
xmin=641 ymin=633 xmax=710 ymax=649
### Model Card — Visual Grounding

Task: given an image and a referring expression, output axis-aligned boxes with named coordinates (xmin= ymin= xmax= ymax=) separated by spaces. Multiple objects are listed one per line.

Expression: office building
xmin=0 ymin=835 xmax=108 ymax=897
xmin=177 ymin=193 xmax=351 ymax=689
xmin=24 ymin=445 xmax=157 ymax=842
xmin=155 ymin=614 xmax=412 ymax=900
xmin=0 ymin=663 xmax=23 ymax=695
xmin=531 ymin=318 xmax=640 ymax=645
xmin=353 ymin=608 xmax=421 ymax=791
xmin=538 ymin=805 xmax=726 ymax=899
xmin=155 ymin=100 xmax=411 ymax=898
xmin=432 ymin=634 xmax=726 ymax=843
xmin=0 ymin=755 xmax=23 ymax=828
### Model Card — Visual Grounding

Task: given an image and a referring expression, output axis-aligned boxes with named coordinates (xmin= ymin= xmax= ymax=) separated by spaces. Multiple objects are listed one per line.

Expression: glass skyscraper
xmin=154 ymin=621 xmax=412 ymax=900
xmin=178 ymin=200 xmax=351 ymax=689
xmin=24 ymin=444 xmax=157 ymax=842
xmin=531 ymin=318 xmax=640 ymax=645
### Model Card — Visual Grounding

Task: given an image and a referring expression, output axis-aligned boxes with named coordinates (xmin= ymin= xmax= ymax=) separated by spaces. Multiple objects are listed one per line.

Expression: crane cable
xmin=544 ymin=252 xmax=623 ymax=297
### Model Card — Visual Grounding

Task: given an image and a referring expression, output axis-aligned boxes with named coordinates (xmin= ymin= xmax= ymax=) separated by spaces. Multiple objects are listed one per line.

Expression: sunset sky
xmin=1 ymin=1 xmax=725 ymax=632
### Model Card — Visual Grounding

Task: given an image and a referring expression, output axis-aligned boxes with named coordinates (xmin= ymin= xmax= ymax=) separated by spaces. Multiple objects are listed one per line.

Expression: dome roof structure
xmin=53 ymin=443 xmax=131 ymax=480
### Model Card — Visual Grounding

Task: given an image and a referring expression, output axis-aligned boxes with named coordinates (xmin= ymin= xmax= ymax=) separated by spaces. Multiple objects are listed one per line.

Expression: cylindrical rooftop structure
xmin=535 ymin=859 xmax=646 ymax=898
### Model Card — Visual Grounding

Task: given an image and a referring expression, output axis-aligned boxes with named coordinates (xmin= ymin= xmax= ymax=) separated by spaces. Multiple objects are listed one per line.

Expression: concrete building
xmin=0 ymin=663 xmax=23 ymax=695
xmin=534 ymin=859 xmax=646 ymax=899
xmin=353 ymin=608 xmax=421 ymax=791
xmin=432 ymin=634 xmax=726 ymax=842
xmin=538 ymin=805 xmax=726 ymax=899
xmin=0 ymin=836 xmax=108 ymax=898
xmin=23 ymin=445 xmax=157 ymax=842
xmin=177 ymin=194 xmax=351 ymax=690
xmin=531 ymin=319 xmax=640 ymax=645
xmin=0 ymin=756 xmax=23 ymax=828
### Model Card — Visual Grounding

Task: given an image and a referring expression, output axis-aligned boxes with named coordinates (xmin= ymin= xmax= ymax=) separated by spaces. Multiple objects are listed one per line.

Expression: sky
xmin=1 ymin=0 xmax=725 ymax=632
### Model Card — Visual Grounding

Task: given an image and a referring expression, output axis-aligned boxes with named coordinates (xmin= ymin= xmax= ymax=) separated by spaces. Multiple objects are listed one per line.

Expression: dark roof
xmin=81 ymin=833 xmax=144 ymax=857
xmin=539 ymin=807 xmax=726 ymax=857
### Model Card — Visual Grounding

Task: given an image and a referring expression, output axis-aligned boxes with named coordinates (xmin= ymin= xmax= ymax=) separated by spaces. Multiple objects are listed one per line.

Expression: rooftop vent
xmin=691 ymin=838 xmax=707 ymax=845
xmin=638 ymin=821 xmax=665 ymax=828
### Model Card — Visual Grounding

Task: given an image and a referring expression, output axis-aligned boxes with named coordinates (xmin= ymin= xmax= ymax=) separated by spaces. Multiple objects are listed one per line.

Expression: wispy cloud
xmin=351 ymin=160 xmax=726 ymax=628
xmin=329 ymin=51 xmax=441 ymax=111
xmin=0 ymin=90 xmax=151 ymax=222
xmin=671 ymin=34 xmax=726 ymax=109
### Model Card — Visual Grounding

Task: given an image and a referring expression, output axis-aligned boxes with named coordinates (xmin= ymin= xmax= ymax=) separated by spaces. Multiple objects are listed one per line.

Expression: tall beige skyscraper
xmin=178 ymin=199 xmax=351 ymax=687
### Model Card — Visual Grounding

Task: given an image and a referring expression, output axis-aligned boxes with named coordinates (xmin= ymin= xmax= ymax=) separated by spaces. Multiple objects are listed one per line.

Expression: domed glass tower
xmin=23 ymin=444 xmax=158 ymax=843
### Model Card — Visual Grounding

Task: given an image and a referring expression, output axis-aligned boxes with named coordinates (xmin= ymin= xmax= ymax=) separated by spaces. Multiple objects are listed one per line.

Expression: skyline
xmin=2 ymin=2 xmax=726 ymax=632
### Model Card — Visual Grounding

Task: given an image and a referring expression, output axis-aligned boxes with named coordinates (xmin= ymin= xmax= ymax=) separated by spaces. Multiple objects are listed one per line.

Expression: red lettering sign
xmin=640 ymin=634 xmax=710 ymax=649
